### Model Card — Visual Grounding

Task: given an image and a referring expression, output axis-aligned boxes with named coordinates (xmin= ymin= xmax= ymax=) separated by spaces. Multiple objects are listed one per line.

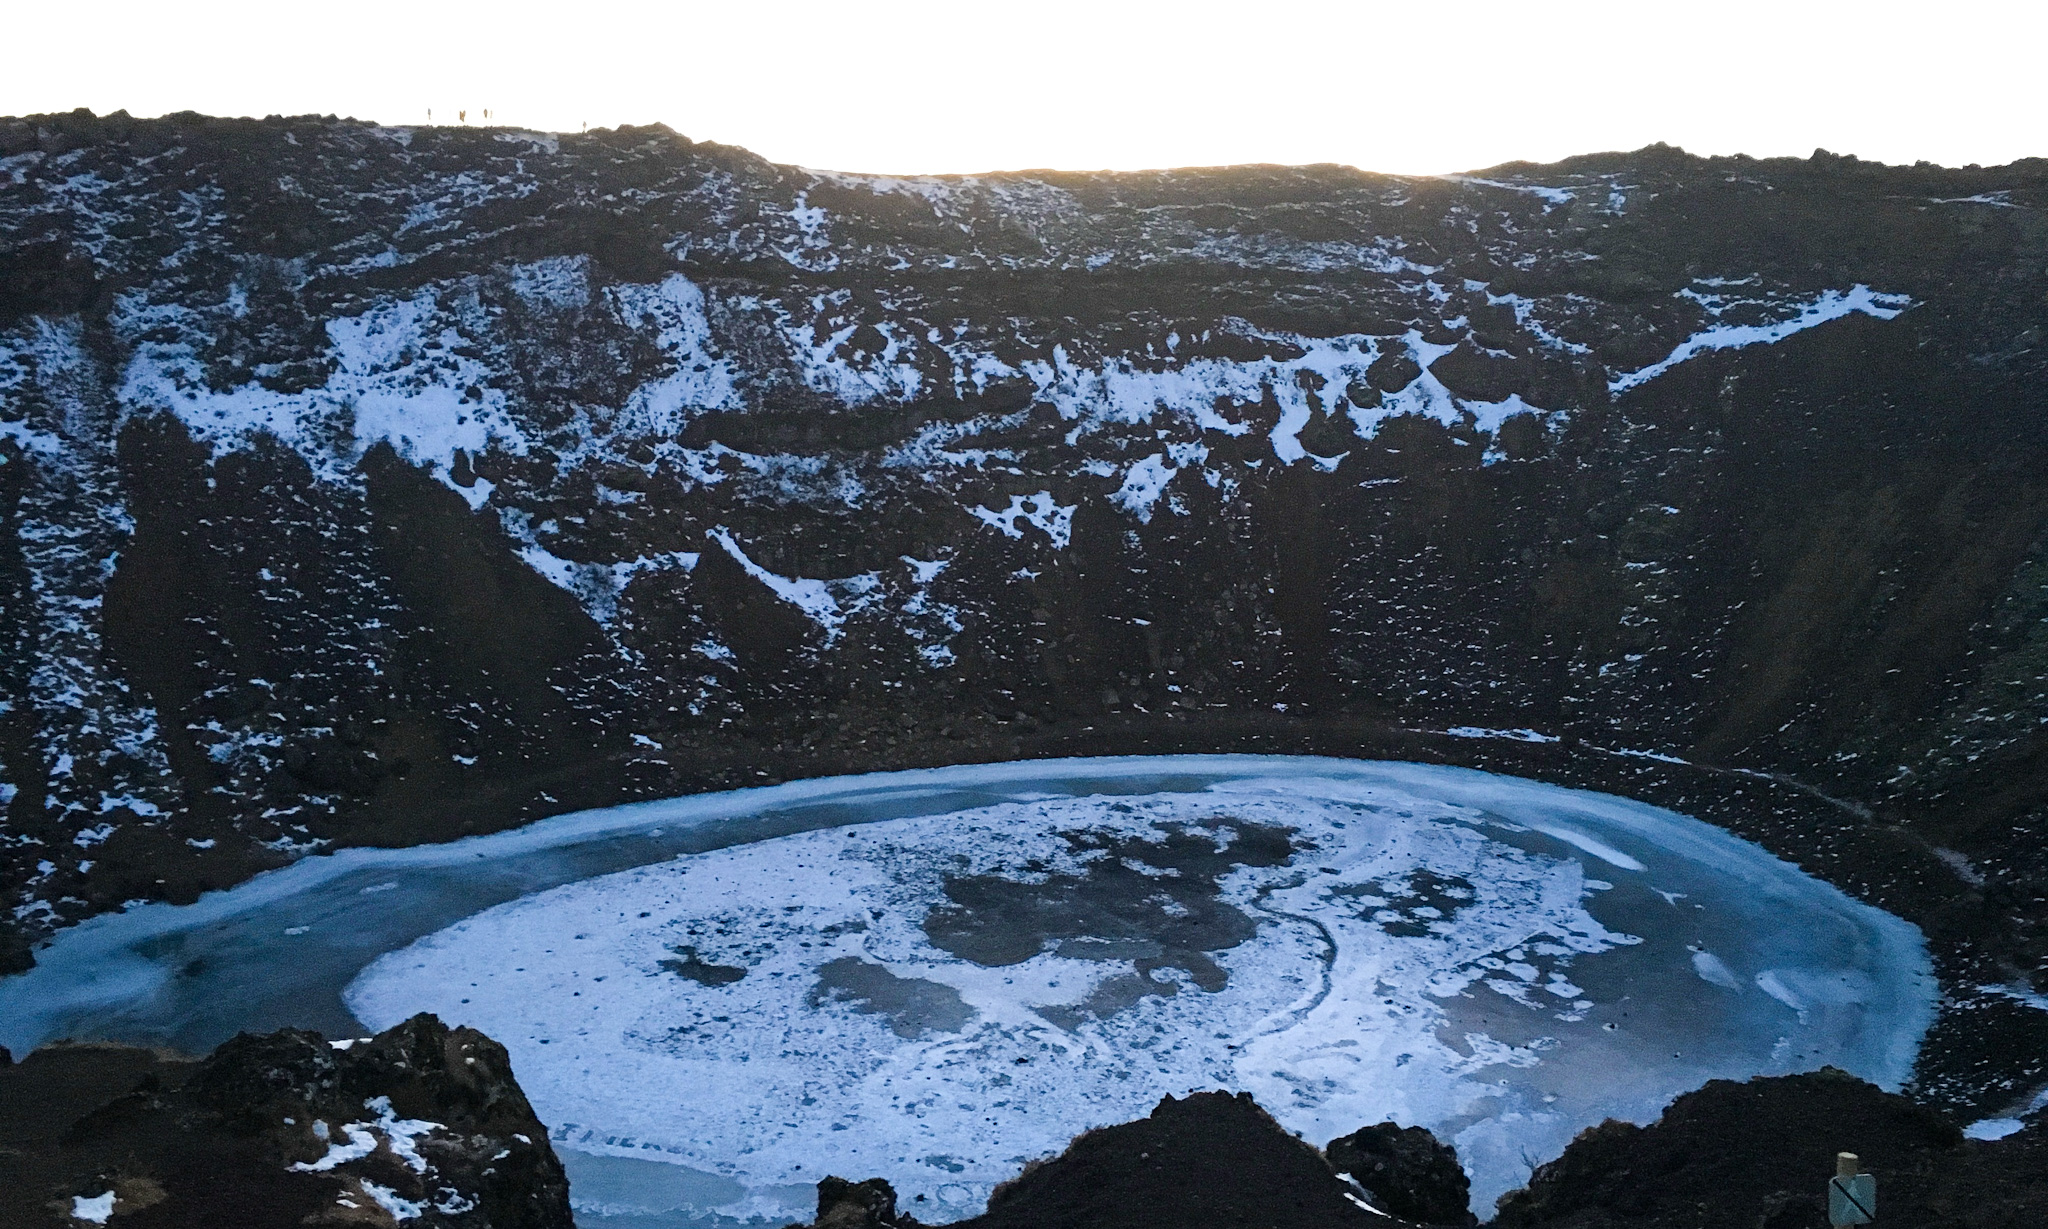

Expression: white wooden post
xmin=1829 ymin=1152 xmax=1876 ymax=1226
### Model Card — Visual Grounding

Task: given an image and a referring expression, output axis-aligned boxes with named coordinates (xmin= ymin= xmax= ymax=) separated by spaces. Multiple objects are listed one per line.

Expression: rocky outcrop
xmin=1328 ymin=1120 xmax=1476 ymax=1225
xmin=1492 ymin=1068 xmax=2046 ymax=1228
xmin=794 ymin=1175 xmax=919 ymax=1229
xmin=0 ymin=1012 xmax=571 ymax=1228
xmin=954 ymin=1090 xmax=1398 ymax=1229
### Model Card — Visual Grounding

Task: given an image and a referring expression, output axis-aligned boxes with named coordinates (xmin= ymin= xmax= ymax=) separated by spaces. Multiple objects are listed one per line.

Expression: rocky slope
xmin=3 ymin=108 xmax=2047 ymax=1114
xmin=0 ymin=1011 xmax=572 ymax=1228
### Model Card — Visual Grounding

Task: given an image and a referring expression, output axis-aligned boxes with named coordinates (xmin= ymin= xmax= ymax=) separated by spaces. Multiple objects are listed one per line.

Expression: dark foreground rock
xmin=799 ymin=1073 xmax=2045 ymax=1229
xmin=792 ymin=1175 xmax=921 ymax=1229
xmin=1493 ymin=1068 xmax=2048 ymax=1228
xmin=1329 ymin=1119 xmax=1477 ymax=1226
xmin=947 ymin=1090 xmax=1400 ymax=1229
xmin=0 ymin=1012 xmax=571 ymax=1228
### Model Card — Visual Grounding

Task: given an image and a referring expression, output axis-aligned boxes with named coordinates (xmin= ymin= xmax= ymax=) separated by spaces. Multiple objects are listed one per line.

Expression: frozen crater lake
xmin=0 ymin=758 xmax=1934 ymax=1223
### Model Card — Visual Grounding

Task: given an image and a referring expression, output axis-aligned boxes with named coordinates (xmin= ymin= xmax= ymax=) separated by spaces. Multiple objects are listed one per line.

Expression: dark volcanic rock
xmin=0 ymin=1012 xmax=571 ymax=1228
xmin=798 ymin=1175 xmax=917 ymax=1229
xmin=806 ymin=1079 xmax=2045 ymax=1229
xmin=955 ymin=1090 xmax=1395 ymax=1229
xmin=1327 ymin=1120 xmax=1476 ymax=1226
xmin=1492 ymin=1068 xmax=2047 ymax=1228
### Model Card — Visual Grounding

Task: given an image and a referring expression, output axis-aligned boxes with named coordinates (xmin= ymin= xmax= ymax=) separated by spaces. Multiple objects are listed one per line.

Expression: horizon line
xmin=7 ymin=106 xmax=2042 ymax=182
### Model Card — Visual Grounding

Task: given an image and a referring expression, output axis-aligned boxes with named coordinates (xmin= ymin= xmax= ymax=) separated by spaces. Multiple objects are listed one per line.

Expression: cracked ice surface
xmin=341 ymin=762 xmax=1932 ymax=1223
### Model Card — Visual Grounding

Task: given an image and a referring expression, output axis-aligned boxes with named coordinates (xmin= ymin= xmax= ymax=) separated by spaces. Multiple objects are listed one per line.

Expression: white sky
xmin=6 ymin=0 xmax=2042 ymax=176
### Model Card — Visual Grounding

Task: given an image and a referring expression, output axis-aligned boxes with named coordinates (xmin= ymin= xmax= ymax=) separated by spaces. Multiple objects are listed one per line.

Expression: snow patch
xmin=1965 ymin=1084 xmax=2048 ymax=1140
xmin=293 ymin=1121 xmax=379 ymax=1171
xmin=1611 ymin=285 xmax=1913 ymax=393
xmin=777 ymin=191 xmax=840 ymax=271
xmin=293 ymin=1097 xmax=442 ymax=1176
xmin=359 ymin=1180 xmax=426 ymax=1220
xmin=1023 ymin=326 xmax=1548 ymax=467
xmin=969 ymin=491 xmax=1076 ymax=548
xmin=899 ymin=556 xmax=963 ymax=667
xmin=708 ymin=528 xmax=878 ymax=646
xmin=502 ymin=512 xmax=697 ymax=628
xmin=1691 ymin=950 xmax=1742 ymax=990
xmin=1109 ymin=453 xmax=1175 ymax=523
xmin=884 ymin=415 xmax=1019 ymax=471
xmin=1444 ymin=727 xmax=1559 ymax=743
xmin=1979 ymin=981 xmax=2048 ymax=1012
xmin=70 ymin=1192 xmax=116 ymax=1224
xmin=1467 ymin=282 xmax=1592 ymax=355
xmin=508 ymin=255 xmax=590 ymax=311
xmin=777 ymin=297 xmax=922 ymax=405
xmin=2 ymin=320 xmax=178 ymax=831
xmin=1608 ymin=747 xmax=1690 ymax=765
xmin=902 ymin=556 xmax=948 ymax=585
xmin=1451 ymin=177 xmax=1577 ymax=208
xmin=120 ymin=289 xmax=532 ymax=499
xmin=610 ymin=275 xmax=742 ymax=432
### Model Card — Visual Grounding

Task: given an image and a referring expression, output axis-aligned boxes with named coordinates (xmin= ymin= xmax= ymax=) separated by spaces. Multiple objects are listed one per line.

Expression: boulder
xmin=0 ymin=1013 xmax=571 ymax=1228
xmin=1326 ymin=1120 xmax=1475 ymax=1225
xmin=805 ymin=1175 xmax=912 ymax=1229
xmin=955 ymin=1090 xmax=1393 ymax=1229
xmin=1491 ymin=1068 xmax=2045 ymax=1228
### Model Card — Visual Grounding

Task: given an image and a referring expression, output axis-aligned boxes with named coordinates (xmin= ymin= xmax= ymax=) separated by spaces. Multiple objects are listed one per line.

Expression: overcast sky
xmin=6 ymin=0 xmax=2040 ymax=176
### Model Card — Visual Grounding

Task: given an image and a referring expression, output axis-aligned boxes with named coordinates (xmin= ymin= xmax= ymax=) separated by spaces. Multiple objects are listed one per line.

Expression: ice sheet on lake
xmin=342 ymin=765 xmax=1932 ymax=1223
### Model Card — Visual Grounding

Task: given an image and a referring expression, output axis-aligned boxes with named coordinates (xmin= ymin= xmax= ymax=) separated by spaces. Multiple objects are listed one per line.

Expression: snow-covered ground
xmin=326 ymin=761 xmax=1930 ymax=1223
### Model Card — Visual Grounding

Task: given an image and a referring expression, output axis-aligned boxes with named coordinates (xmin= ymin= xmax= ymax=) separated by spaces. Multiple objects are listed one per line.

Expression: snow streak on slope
xmin=708 ymin=527 xmax=879 ymax=646
xmin=505 ymin=521 xmax=700 ymax=630
xmin=1610 ymin=285 xmax=1914 ymax=393
xmin=607 ymin=275 xmax=743 ymax=429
